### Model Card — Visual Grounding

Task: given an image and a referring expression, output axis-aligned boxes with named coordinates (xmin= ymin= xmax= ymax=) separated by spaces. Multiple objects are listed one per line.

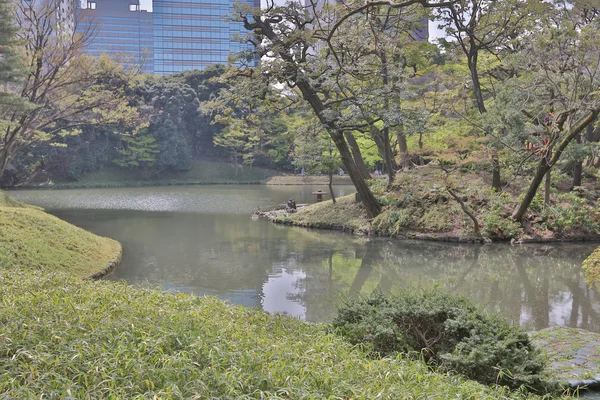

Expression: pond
xmin=9 ymin=185 xmax=600 ymax=331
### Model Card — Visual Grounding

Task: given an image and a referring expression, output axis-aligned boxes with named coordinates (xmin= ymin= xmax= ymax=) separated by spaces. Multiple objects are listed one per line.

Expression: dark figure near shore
xmin=287 ymin=198 xmax=297 ymax=210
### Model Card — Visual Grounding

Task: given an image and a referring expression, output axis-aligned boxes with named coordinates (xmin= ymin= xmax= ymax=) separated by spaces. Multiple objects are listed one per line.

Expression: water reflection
xmin=8 ymin=185 xmax=600 ymax=331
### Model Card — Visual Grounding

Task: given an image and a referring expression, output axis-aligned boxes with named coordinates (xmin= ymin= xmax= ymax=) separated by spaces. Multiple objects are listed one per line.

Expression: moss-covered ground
xmin=0 ymin=191 xmax=121 ymax=278
xmin=278 ymin=168 xmax=600 ymax=242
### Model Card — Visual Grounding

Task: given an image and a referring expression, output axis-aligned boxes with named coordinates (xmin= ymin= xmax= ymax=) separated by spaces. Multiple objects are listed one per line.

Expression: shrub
xmin=483 ymin=193 xmax=522 ymax=239
xmin=583 ymin=246 xmax=600 ymax=286
xmin=332 ymin=291 xmax=552 ymax=394
xmin=541 ymin=193 xmax=600 ymax=234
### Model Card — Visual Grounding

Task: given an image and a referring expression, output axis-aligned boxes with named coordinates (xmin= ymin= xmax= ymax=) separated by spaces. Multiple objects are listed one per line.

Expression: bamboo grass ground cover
xmin=0 ymin=270 xmax=539 ymax=399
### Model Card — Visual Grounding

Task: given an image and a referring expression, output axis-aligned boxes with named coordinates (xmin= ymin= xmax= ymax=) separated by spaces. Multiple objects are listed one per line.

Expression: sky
xmin=136 ymin=0 xmax=445 ymax=42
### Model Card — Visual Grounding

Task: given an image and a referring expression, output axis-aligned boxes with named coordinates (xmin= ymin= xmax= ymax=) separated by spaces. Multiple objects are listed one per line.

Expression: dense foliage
xmin=332 ymin=291 xmax=551 ymax=393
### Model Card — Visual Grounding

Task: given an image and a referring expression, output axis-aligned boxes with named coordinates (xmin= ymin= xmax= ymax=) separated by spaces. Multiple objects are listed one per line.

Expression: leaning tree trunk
xmin=382 ymin=127 xmax=395 ymax=187
xmin=328 ymin=171 xmax=336 ymax=204
xmin=345 ymin=132 xmax=371 ymax=181
xmin=331 ymin=131 xmax=381 ymax=217
xmin=248 ymin=16 xmax=381 ymax=217
xmin=0 ymin=148 xmax=12 ymax=181
xmin=572 ymin=133 xmax=583 ymax=189
xmin=296 ymin=85 xmax=381 ymax=216
xmin=372 ymin=131 xmax=398 ymax=171
xmin=544 ymin=169 xmax=551 ymax=208
xmin=512 ymin=110 xmax=600 ymax=222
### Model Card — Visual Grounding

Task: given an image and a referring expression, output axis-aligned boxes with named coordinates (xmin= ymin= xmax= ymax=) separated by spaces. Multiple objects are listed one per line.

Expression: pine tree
xmin=0 ymin=0 xmax=22 ymax=84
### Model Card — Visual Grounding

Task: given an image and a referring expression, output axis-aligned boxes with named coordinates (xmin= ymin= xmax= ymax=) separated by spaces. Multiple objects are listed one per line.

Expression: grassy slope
xmin=34 ymin=160 xmax=281 ymax=189
xmin=0 ymin=269 xmax=535 ymax=399
xmin=0 ymin=192 xmax=121 ymax=278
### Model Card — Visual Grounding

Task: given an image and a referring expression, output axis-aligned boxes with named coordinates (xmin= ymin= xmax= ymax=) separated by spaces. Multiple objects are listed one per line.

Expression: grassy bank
xmin=0 ymin=269 xmax=537 ymax=399
xmin=0 ymin=191 xmax=121 ymax=278
xmin=20 ymin=160 xmax=280 ymax=189
xmin=276 ymin=169 xmax=600 ymax=242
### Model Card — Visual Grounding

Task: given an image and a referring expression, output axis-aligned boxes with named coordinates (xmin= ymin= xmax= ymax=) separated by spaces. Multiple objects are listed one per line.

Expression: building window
xmin=129 ymin=4 xmax=139 ymax=11
xmin=87 ymin=1 xmax=96 ymax=9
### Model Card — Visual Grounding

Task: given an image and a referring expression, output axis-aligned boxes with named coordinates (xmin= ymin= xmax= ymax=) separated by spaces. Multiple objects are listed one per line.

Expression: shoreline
xmin=259 ymin=205 xmax=600 ymax=245
xmin=3 ymin=174 xmax=356 ymax=190
xmin=85 ymin=243 xmax=123 ymax=280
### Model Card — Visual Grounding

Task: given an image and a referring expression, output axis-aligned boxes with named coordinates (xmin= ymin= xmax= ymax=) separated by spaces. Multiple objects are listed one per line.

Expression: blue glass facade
xmin=77 ymin=0 xmax=154 ymax=73
xmin=152 ymin=0 xmax=259 ymax=75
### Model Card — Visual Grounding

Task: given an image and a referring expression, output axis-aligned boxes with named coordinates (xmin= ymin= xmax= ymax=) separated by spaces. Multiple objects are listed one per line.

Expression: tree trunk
xmin=544 ymin=169 xmax=551 ymax=208
xmin=468 ymin=46 xmax=486 ymax=114
xmin=447 ymin=187 xmax=480 ymax=236
xmin=572 ymin=133 xmax=583 ymax=189
xmin=397 ymin=130 xmax=409 ymax=168
xmin=491 ymin=152 xmax=501 ymax=192
xmin=328 ymin=171 xmax=336 ymax=204
xmin=345 ymin=132 xmax=371 ymax=181
xmin=383 ymin=127 xmax=395 ymax=187
xmin=331 ymin=130 xmax=381 ymax=217
xmin=512 ymin=109 xmax=600 ymax=222
xmin=0 ymin=149 xmax=11 ymax=181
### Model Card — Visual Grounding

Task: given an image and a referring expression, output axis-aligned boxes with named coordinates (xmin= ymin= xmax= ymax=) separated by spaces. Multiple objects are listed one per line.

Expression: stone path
xmin=531 ymin=327 xmax=600 ymax=391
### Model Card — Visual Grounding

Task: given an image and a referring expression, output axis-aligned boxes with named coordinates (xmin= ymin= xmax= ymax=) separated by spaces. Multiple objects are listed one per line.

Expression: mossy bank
xmin=0 ymin=191 xmax=121 ymax=278
xmin=274 ymin=169 xmax=600 ymax=243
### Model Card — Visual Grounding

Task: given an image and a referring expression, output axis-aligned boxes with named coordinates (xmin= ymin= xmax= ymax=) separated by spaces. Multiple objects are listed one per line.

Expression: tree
xmin=0 ymin=0 xmax=22 ymax=84
xmin=434 ymin=0 xmax=540 ymax=191
xmin=213 ymin=118 xmax=261 ymax=175
xmin=291 ymin=117 xmax=343 ymax=203
xmin=508 ymin=2 xmax=600 ymax=222
xmin=113 ymin=130 xmax=159 ymax=178
xmin=0 ymin=0 xmax=144 ymax=180
xmin=234 ymin=2 xmax=380 ymax=215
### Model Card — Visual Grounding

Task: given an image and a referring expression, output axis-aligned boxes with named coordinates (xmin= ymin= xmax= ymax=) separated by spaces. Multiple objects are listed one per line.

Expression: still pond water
xmin=9 ymin=185 xmax=600 ymax=332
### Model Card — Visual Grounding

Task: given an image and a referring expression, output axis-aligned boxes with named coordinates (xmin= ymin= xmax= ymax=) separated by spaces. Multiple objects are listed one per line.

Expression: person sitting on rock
xmin=287 ymin=198 xmax=297 ymax=210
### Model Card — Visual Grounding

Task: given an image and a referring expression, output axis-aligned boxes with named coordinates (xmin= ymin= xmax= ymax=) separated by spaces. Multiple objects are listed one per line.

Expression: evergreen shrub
xmin=332 ymin=291 xmax=553 ymax=393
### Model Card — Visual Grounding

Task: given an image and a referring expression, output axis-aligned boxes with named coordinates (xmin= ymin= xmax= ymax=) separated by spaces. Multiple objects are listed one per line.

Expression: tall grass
xmin=0 ymin=270 xmax=535 ymax=399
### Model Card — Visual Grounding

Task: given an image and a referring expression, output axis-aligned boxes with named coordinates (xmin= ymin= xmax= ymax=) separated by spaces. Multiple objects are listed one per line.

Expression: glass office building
xmin=77 ymin=0 xmax=154 ymax=73
xmin=152 ymin=0 xmax=260 ymax=75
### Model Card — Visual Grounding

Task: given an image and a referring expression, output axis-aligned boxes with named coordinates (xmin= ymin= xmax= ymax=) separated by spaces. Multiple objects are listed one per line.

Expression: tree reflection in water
xmin=290 ymin=240 xmax=600 ymax=332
